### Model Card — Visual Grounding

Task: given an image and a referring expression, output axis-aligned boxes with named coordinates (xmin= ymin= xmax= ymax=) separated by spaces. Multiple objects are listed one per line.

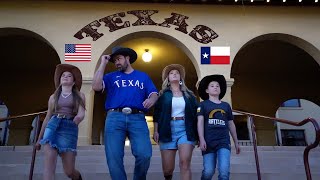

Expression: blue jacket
xmin=153 ymin=89 xmax=199 ymax=143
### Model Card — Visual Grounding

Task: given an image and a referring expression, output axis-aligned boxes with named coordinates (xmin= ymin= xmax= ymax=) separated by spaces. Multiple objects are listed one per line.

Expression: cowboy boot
xmin=164 ymin=174 xmax=172 ymax=180
xmin=72 ymin=174 xmax=82 ymax=180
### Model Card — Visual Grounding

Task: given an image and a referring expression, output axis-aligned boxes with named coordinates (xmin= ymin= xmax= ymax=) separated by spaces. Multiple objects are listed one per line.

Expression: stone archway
xmin=231 ymin=33 xmax=320 ymax=145
xmin=91 ymin=31 xmax=199 ymax=145
xmin=0 ymin=27 xmax=60 ymax=145
xmin=275 ymin=99 xmax=320 ymax=146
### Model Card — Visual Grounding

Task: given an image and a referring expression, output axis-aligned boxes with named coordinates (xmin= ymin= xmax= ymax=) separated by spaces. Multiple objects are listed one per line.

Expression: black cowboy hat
xmin=109 ymin=46 xmax=137 ymax=64
xmin=198 ymin=74 xmax=226 ymax=100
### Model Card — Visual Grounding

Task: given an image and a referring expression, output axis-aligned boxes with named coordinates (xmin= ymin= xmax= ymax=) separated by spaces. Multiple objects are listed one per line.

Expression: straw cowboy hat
xmin=109 ymin=46 xmax=138 ymax=64
xmin=162 ymin=64 xmax=186 ymax=81
xmin=198 ymin=74 xmax=226 ymax=100
xmin=54 ymin=64 xmax=82 ymax=90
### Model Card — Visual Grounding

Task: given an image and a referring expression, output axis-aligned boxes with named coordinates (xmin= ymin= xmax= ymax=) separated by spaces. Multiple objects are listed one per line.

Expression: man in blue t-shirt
xmin=92 ymin=46 xmax=158 ymax=180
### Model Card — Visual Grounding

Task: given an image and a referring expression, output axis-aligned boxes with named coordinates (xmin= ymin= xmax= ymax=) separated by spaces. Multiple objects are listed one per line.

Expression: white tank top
xmin=171 ymin=96 xmax=185 ymax=117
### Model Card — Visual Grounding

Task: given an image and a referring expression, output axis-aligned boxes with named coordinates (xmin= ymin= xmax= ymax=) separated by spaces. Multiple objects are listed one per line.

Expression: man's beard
xmin=117 ymin=63 xmax=128 ymax=72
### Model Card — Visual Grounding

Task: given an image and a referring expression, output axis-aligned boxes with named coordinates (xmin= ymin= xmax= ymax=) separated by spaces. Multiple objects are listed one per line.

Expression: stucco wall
xmin=1 ymin=1 xmax=320 ymax=145
xmin=277 ymin=99 xmax=320 ymax=145
xmin=1 ymin=2 xmax=320 ymax=78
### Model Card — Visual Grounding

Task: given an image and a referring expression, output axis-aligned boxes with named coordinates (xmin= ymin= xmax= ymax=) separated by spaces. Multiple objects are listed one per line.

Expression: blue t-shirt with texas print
xmin=103 ymin=70 xmax=158 ymax=113
xmin=197 ymin=100 xmax=233 ymax=155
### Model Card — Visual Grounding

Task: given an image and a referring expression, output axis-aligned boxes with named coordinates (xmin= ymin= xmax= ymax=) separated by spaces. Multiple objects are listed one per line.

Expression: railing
xmin=233 ymin=109 xmax=320 ymax=180
xmin=0 ymin=111 xmax=47 ymax=180
xmin=238 ymin=140 xmax=254 ymax=146
xmin=0 ymin=110 xmax=319 ymax=180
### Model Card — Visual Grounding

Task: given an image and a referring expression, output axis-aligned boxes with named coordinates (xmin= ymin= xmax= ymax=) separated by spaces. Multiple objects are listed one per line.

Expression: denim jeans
xmin=159 ymin=120 xmax=196 ymax=150
xmin=201 ymin=148 xmax=231 ymax=180
xmin=104 ymin=111 xmax=152 ymax=180
xmin=40 ymin=115 xmax=78 ymax=154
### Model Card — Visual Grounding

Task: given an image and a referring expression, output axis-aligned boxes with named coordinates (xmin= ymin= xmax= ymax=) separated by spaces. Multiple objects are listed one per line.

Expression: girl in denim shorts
xmin=153 ymin=64 xmax=199 ymax=180
xmin=36 ymin=64 xmax=85 ymax=180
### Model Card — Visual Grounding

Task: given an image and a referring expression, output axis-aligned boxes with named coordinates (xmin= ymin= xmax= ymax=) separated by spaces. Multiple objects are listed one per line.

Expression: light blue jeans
xmin=201 ymin=148 xmax=231 ymax=180
xmin=104 ymin=111 xmax=152 ymax=180
xmin=159 ymin=120 xmax=196 ymax=150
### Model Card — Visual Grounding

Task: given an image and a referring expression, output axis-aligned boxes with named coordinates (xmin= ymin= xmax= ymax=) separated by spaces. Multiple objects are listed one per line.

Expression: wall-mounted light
xmin=142 ymin=49 xmax=152 ymax=62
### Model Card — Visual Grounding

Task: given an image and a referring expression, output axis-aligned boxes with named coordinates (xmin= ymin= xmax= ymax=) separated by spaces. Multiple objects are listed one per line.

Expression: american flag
xmin=65 ymin=44 xmax=91 ymax=62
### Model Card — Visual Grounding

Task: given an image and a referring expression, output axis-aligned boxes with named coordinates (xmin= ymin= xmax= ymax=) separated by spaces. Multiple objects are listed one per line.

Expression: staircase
xmin=0 ymin=145 xmax=319 ymax=180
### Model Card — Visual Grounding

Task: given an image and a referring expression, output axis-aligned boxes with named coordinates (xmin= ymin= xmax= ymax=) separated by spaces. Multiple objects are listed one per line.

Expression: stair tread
xmin=0 ymin=145 xmax=319 ymax=180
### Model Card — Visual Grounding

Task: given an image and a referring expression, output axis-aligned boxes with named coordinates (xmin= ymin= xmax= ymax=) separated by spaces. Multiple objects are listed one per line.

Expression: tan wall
xmin=1 ymin=2 xmax=320 ymax=78
xmin=1 ymin=1 xmax=320 ymax=145
xmin=277 ymin=99 xmax=320 ymax=145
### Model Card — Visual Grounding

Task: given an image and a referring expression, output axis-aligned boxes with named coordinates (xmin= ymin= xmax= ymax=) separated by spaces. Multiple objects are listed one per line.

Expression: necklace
xmin=61 ymin=92 xmax=72 ymax=98
xmin=172 ymin=90 xmax=182 ymax=96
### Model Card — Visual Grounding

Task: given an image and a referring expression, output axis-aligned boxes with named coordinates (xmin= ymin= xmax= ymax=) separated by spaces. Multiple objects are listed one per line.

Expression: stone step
xmin=0 ymin=145 xmax=319 ymax=180
xmin=2 ymin=145 xmax=318 ymax=153
xmin=2 ymin=172 xmax=318 ymax=180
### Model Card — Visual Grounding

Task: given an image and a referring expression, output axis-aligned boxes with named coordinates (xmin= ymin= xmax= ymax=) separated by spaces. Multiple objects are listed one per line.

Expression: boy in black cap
xmin=197 ymin=74 xmax=240 ymax=180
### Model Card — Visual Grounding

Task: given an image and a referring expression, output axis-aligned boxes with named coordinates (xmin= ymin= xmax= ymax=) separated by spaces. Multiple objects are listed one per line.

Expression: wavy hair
xmin=159 ymin=76 xmax=195 ymax=99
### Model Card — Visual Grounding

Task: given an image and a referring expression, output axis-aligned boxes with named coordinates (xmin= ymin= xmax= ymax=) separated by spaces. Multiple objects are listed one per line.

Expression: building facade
xmin=1 ymin=1 xmax=319 ymax=146
xmin=276 ymin=99 xmax=320 ymax=146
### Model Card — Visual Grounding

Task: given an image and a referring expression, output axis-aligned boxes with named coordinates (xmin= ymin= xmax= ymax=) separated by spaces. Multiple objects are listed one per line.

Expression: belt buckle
xmin=122 ymin=107 xmax=132 ymax=114
xmin=57 ymin=114 xmax=66 ymax=118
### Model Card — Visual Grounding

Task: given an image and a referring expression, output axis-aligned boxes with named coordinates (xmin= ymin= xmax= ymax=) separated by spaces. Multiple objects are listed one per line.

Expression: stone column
xmin=224 ymin=78 xmax=234 ymax=105
xmin=77 ymin=78 xmax=94 ymax=145
xmin=225 ymin=78 xmax=237 ymax=147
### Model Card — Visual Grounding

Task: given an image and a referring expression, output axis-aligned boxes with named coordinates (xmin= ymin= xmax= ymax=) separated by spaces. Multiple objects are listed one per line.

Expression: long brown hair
xmin=52 ymin=83 xmax=85 ymax=114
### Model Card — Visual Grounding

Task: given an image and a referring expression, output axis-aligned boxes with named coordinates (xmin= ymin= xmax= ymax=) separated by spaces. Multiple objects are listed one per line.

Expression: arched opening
xmin=275 ymin=99 xmax=320 ymax=146
xmin=231 ymin=33 xmax=320 ymax=145
xmin=0 ymin=28 xmax=60 ymax=145
xmin=91 ymin=31 xmax=199 ymax=145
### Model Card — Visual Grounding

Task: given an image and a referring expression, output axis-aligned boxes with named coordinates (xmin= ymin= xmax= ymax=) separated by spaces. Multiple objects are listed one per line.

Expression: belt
xmin=109 ymin=107 xmax=144 ymax=114
xmin=54 ymin=114 xmax=75 ymax=119
xmin=172 ymin=117 xmax=184 ymax=120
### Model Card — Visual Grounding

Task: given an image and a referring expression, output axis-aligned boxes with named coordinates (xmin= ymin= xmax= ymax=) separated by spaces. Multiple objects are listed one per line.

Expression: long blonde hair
xmin=159 ymin=76 xmax=195 ymax=99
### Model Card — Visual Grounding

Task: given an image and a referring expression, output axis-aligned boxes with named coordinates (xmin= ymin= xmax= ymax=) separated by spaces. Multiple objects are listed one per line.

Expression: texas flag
xmin=201 ymin=46 xmax=230 ymax=64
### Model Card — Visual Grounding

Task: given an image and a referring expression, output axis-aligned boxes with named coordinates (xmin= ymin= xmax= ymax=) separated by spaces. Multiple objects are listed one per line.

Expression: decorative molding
xmin=83 ymin=77 xmax=93 ymax=84
xmin=227 ymin=78 xmax=235 ymax=87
